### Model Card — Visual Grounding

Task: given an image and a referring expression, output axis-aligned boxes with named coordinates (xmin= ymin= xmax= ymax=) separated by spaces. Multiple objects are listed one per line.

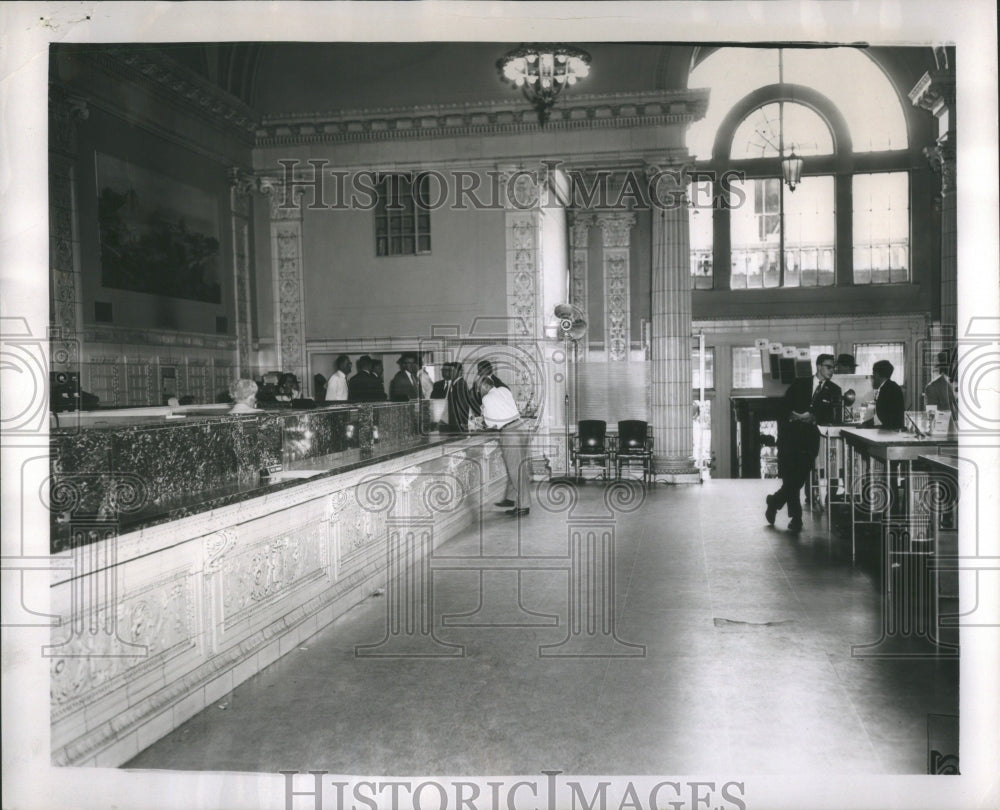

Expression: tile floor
xmin=125 ymin=478 xmax=958 ymax=775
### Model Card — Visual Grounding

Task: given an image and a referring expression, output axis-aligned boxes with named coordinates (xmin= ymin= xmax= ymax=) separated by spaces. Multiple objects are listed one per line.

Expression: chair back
xmin=617 ymin=420 xmax=649 ymax=454
xmin=577 ymin=420 xmax=607 ymax=452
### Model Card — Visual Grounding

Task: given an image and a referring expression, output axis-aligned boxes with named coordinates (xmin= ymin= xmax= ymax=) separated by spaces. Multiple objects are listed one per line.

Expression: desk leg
xmin=849 ymin=445 xmax=857 ymax=561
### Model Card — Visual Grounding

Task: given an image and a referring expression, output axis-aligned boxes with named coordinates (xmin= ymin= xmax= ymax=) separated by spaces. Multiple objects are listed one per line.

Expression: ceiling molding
xmin=255 ymin=88 xmax=711 ymax=147
xmin=79 ymin=45 xmax=259 ymax=141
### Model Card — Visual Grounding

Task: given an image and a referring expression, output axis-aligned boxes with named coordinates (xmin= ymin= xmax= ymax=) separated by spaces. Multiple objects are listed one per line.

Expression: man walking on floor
xmin=766 ymin=354 xmax=842 ymax=532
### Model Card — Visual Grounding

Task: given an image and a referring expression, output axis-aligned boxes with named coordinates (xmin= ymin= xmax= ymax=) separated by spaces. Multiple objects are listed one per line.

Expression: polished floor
xmin=125 ymin=478 xmax=958 ymax=775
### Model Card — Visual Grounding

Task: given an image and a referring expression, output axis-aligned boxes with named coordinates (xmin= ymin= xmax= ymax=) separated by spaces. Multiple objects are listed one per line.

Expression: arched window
xmin=687 ymin=47 xmax=912 ymax=289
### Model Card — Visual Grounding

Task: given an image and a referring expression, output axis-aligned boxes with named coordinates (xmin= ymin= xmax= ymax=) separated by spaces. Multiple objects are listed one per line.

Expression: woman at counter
xmin=228 ymin=378 xmax=261 ymax=413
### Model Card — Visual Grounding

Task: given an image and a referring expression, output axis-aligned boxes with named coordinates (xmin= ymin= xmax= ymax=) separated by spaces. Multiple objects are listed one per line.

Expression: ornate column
xmin=501 ymin=166 xmax=543 ymax=341
xmin=648 ymin=164 xmax=700 ymax=483
xmin=48 ymin=86 xmax=88 ymax=372
xmin=568 ymin=212 xmax=594 ymax=360
xmin=260 ymin=175 xmax=307 ymax=384
xmin=229 ymin=168 xmax=255 ymax=377
xmin=909 ymin=53 xmax=956 ymax=330
xmin=597 ymin=213 xmax=635 ymax=363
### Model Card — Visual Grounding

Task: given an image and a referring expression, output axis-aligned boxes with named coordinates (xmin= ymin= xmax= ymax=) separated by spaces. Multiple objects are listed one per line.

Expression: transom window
xmin=730 ymin=102 xmax=834 ymax=159
xmin=374 ymin=174 xmax=431 ymax=257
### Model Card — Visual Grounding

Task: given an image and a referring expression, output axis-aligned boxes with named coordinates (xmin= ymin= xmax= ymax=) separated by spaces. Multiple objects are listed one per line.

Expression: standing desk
xmin=841 ymin=428 xmax=957 ymax=560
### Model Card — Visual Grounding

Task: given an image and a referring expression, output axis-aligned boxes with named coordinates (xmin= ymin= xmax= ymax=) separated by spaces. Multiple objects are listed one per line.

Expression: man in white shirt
xmin=325 ymin=354 xmax=351 ymax=402
xmin=480 ymin=377 xmax=530 ymax=517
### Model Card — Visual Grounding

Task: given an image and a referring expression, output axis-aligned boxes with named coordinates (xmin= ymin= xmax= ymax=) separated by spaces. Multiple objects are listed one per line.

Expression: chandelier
xmin=496 ymin=44 xmax=591 ymax=125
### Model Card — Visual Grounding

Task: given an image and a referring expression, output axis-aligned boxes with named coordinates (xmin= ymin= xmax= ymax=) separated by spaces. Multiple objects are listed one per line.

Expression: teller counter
xmin=47 ymin=402 xmax=510 ymax=767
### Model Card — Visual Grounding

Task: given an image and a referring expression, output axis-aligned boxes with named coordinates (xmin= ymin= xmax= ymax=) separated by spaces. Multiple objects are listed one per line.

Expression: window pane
xmin=853 ymin=172 xmax=909 ymax=284
xmin=692 ymin=347 xmax=715 ymax=390
xmin=730 ymin=102 xmax=834 ymax=160
xmin=689 ymin=178 xmax=714 ymax=289
xmin=784 ymin=175 xmax=835 ymax=287
xmin=733 ymin=347 xmax=764 ymax=389
xmin=730 ymin=177 xmax=780 ymax=287
xmin=375 ymin=173 xmax=431 ymax=256
xmin=854 ymin=342 xmax=906 ymax=386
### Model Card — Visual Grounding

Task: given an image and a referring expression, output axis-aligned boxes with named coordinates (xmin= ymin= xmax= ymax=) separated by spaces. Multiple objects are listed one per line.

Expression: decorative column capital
xmin=596 ymin=212 xmax=636 ymax=248
xmin=229 ymin=166 xmax=258 ymax=198
xmin=259 ymin=175 xmax=304 ymax=220
xmin=495 ymin=164 xmax=544 ymax=211
xmin=642 ymin=152 xmax=693 ymax=179
xmin=569 ymin=213 xmax=596 ymax=247
xmin=48 ymin=86 xmax=89 ymax=156
xmin=908 ymin=69 xmax=955 ymax=120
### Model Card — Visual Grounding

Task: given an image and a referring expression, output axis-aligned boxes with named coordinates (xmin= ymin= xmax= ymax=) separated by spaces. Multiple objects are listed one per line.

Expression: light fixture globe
xmin=781 ymin=149 xmax=803 ymax=192
xmin=497 ymin=44 xmax=591 ymax=125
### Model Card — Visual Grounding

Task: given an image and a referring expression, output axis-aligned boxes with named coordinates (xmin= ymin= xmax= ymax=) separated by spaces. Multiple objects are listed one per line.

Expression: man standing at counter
xmin=863 ymin=359 xmax=905 ymax=430
xmin=326 ymin=355 xmax=352 ymax=402
xmin=480 ymin=376 xmax=530 ymax=517
xmin=766 ymin=354 xmax=842 ymax=532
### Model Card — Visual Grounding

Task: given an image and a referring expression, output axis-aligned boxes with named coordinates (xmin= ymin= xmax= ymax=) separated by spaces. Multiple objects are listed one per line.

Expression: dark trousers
xmin=770 ymin=452 xmax=814 ymax=520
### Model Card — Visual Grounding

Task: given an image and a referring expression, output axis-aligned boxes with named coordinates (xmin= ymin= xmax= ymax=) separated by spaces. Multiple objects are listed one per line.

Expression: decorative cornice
xmin=79 ymin=46 xmax=258 ymax=141
xmin=255 ymin=88 xmax=711 ymax=147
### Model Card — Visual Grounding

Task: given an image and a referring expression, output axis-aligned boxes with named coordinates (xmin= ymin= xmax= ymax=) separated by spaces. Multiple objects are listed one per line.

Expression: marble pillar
xmin=229 ymin=169 xmax=255 ymax=378
xmin=48 ymin=87 xmax=87 ymax=374
xmin=597 ymin=213 xmax=636 ymax=363
xmin=260 ymin=176 xmax=307 ymax=385
xmin=649 ymin=170 xmax=700 ymax=483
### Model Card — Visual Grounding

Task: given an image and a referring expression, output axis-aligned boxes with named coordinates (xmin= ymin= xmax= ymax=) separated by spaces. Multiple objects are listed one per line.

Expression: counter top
xmin=51 ymin=433 xmax=479 ymax=550
xmin=917 ymin=453 xmax=960 ymax=473
xmin=839 ymin=427 xmax=954 ymax=446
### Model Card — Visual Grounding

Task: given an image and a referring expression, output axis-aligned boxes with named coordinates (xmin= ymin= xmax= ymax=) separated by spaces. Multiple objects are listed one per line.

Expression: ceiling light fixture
xmin=497 ymin=44 xmax=591 ymax=126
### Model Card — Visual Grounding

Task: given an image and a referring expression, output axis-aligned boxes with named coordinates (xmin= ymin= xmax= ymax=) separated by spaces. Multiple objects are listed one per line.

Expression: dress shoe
xmin=494 ymin=499 xmax=515 ymax=508
xmin=505 ymin=507 xmax=530 ymax=517
xmin=765 ymin=495 xmax=777 ymax=526
xmin=788 ymin=517 xmax=803 ymax=532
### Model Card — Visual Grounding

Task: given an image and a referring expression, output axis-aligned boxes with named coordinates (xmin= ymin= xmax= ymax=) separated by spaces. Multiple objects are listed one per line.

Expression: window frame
xmin=374 ymin=173 xmax=432 ymax=258
xmin=689 ymin=76 xmax=914 ymax=291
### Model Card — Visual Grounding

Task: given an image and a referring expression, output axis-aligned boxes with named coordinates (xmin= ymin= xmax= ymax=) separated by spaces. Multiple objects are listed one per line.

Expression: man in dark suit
xmin=766 ymin=354 xmax=842 ymax=532
xmin=348 ymin=355 xmax=387 ymax=402
xmin=389 ymin=353 xmax=421 ymax=401
xmin=430 ymin=362 xmax=471 ymax=431
xmin=863 ymin=359 xmax=905 ymax=430
xmin=923 ymin=351 xmax=958 ymax=422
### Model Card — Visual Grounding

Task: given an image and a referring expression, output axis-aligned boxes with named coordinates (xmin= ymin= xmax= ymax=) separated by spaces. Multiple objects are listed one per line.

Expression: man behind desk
xmin=766 ymin=354 xmax=842 ymax=532
xmin=862 ymin=359 xmax=905 ymax=430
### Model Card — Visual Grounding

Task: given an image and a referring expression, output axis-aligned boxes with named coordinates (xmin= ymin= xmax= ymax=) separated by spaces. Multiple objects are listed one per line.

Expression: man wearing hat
xmin=835 ymin=353 xmax=857 ymax=374
xmin=389 ymin=353 xmax=421 ymax=401
xmin=923 ymin=350 xmax=958 ymax=422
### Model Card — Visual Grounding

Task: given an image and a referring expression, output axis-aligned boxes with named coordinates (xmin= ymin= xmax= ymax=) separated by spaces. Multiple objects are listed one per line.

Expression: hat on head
xmin=836 ymin=353 xmax=857 ymax=370
xmin=399 ymin=353 xmax=418 ymax=364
